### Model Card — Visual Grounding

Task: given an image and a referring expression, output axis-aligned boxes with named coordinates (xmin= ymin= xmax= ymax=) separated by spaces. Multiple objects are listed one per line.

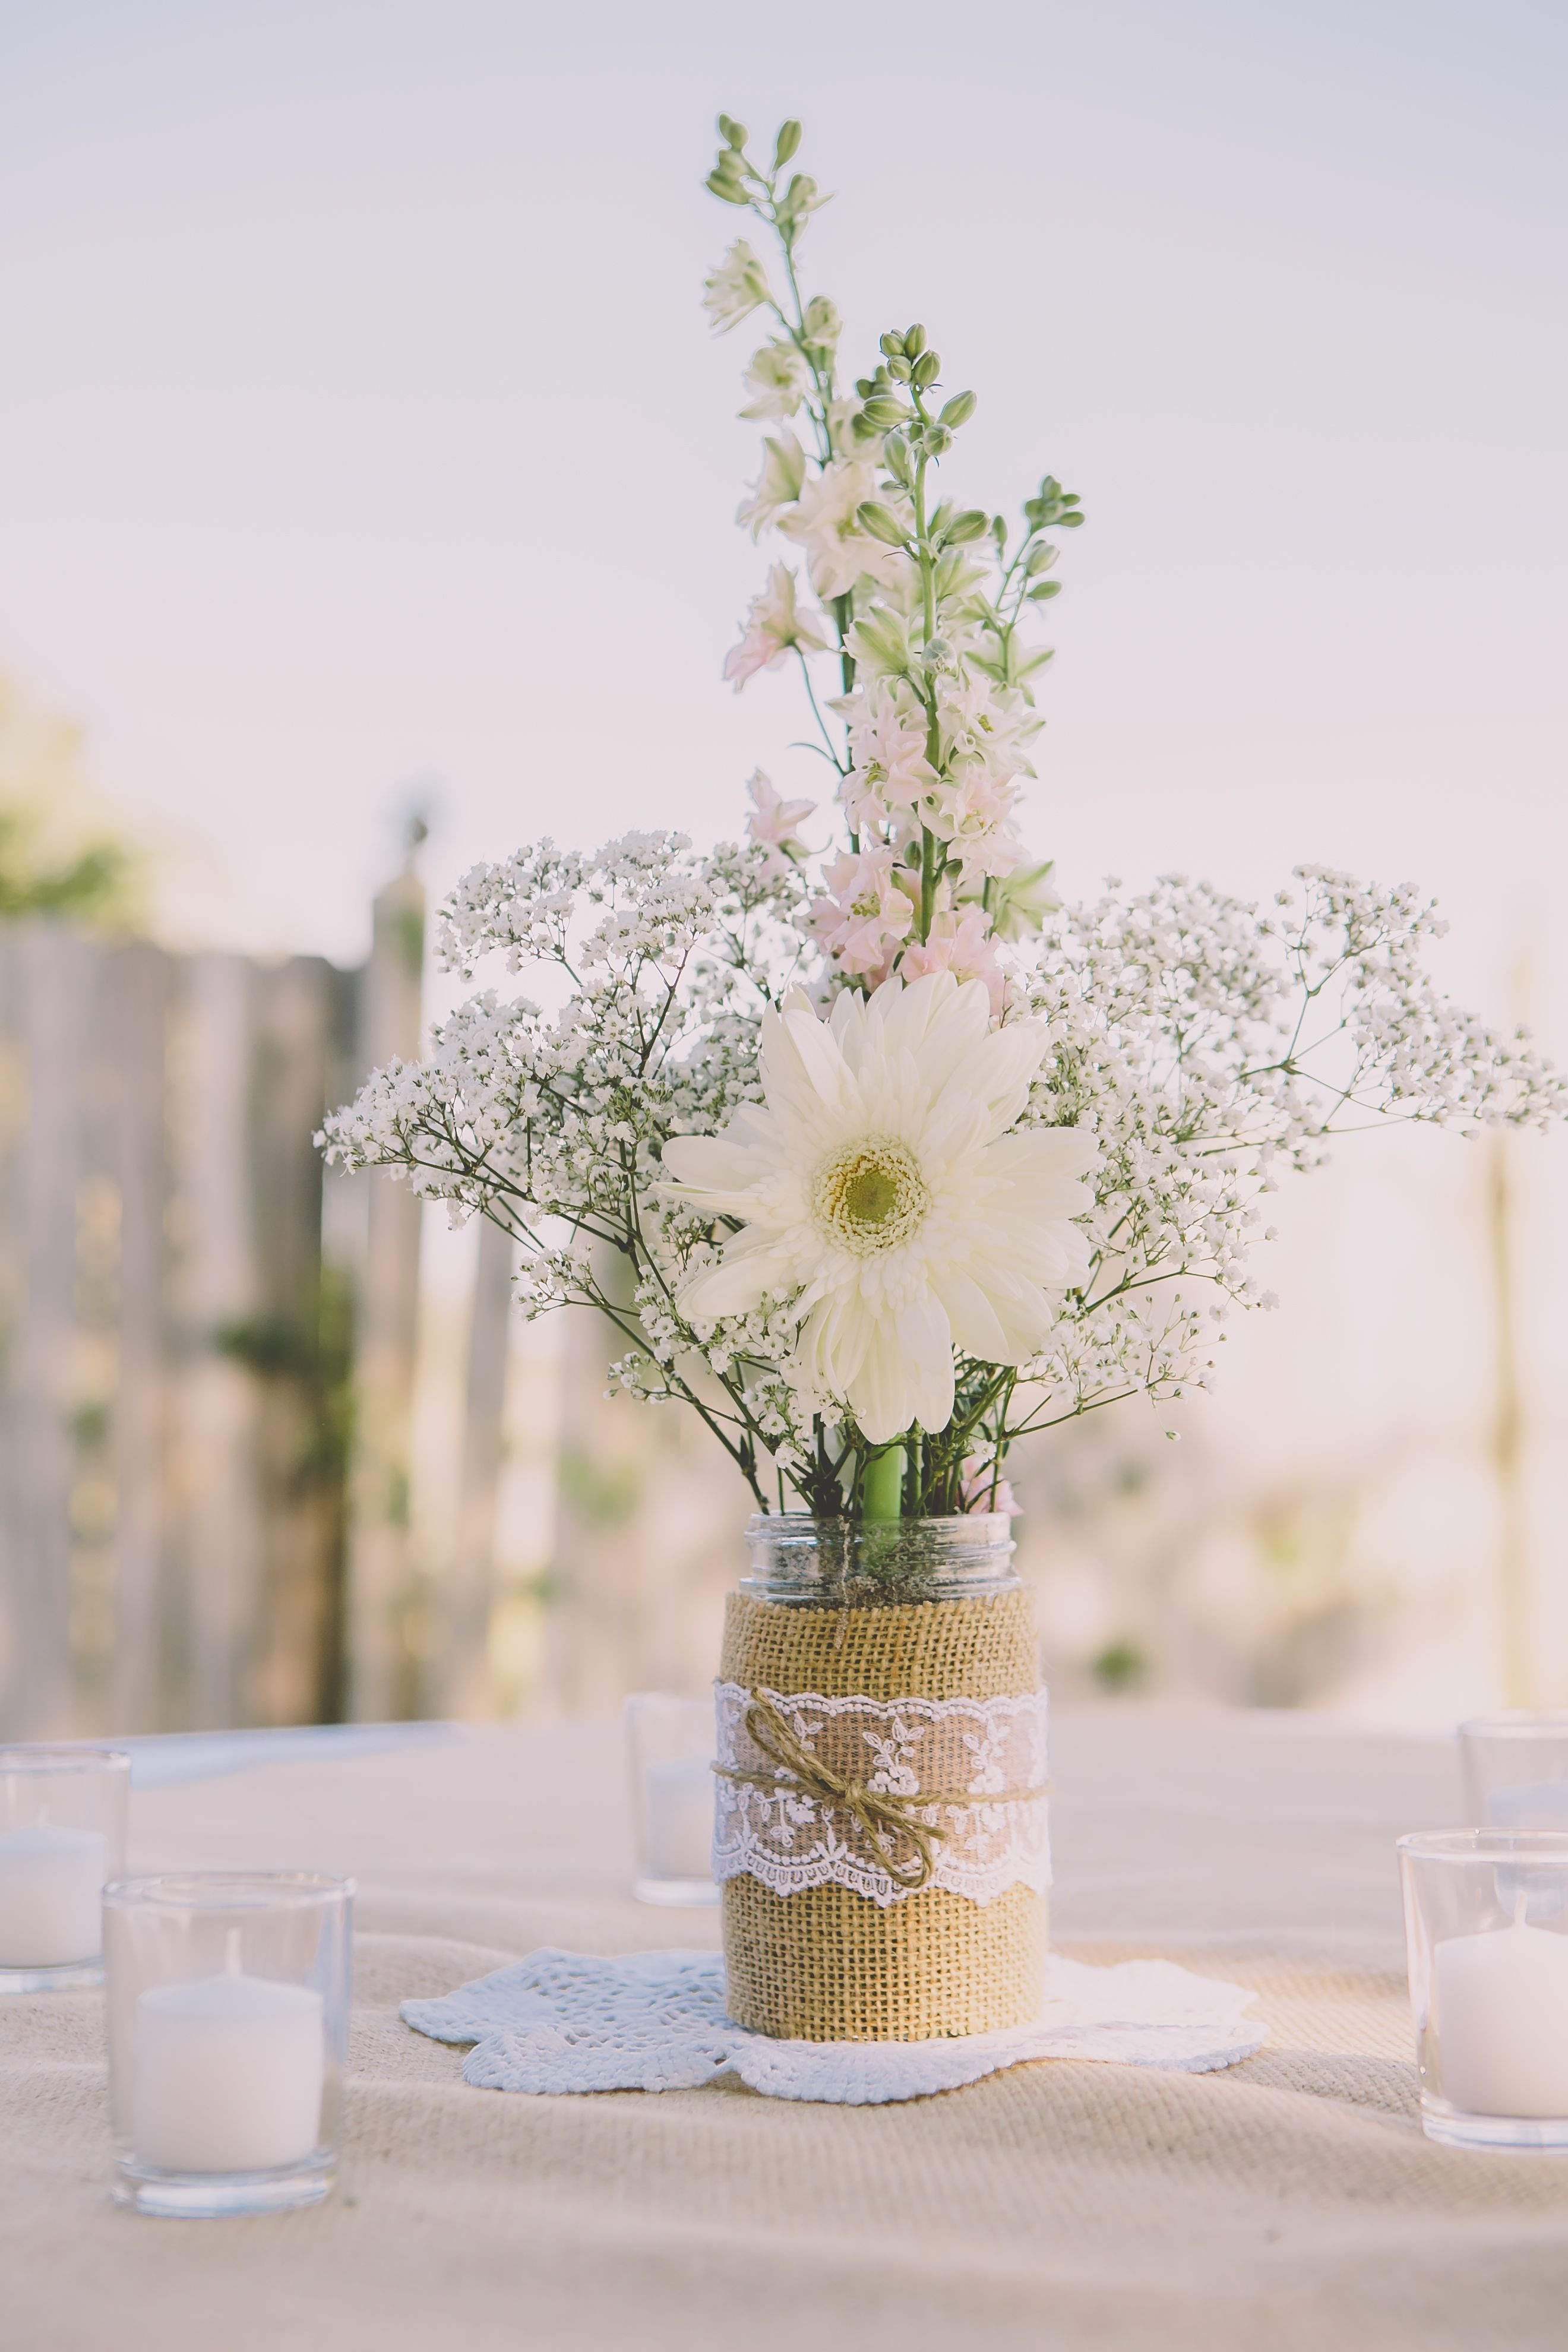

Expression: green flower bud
xmin=912 ymin=350 xmax=940 ymax=390
xmin=856 ymin=501 xmax=909 ymax=546
xmin=879 ymin=330 xmax=906 ymax=359
xmin=903 ymin=323 xmax=927 ymax=358
xmin=801 ymin=294 xmax=841 ymax=350
xmin=938 ymin=390 xmax=977 ymax=428
xmin=774 ymin=119 xmax=802 ymax=167
xmin=706 ymin=171 xmax=751 ymax=205
xmin=883 ymin=432 xmax=913 ymax=483
xmin=860 ymin=394 xmax=905 ymax=428
xmin=922 ymin=424 xmax=953 ymax=456
xmin=718 ymin=114 xmax=748 ymax=148
xmin=777 ymin=173 xmax=821 ymax=223
xmin=887 ymin=355 xmax=912 ymax=382
xmin=1027 ymin=579 xmax=1063 ymax=600
xmin=945 ymin=508 xmax=991 ymax=545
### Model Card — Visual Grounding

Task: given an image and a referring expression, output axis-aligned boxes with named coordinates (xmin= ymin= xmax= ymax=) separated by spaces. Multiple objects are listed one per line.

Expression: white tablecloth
xmin=8 ymin=1708 xmax=1567 ymax=2351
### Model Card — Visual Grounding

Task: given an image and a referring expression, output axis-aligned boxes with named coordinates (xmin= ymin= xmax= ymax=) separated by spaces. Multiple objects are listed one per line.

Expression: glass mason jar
xmin=740 ymin=1512 xmax=1019 ymax=1609
xmin=720 ymin=1513 xmax=1045 ymax=2041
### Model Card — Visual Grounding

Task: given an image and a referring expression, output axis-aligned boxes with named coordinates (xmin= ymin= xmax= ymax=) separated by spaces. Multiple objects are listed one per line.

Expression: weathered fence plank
xmin=436 ymin=1213 xmax=515 ymax=1718
xmin=0 ymin=924 xmax=364 ymax=1739
xmin=344 ymin=860 xmax=425 ymax=1722
xmin=102 ymin=942 xmax=172 ymax=1734
xmin=0 ymin=929 xmax=93 ymax=1737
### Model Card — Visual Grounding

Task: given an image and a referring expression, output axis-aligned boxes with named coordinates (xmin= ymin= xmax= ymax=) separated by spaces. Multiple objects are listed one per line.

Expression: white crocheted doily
xmin=401 ymin=1948 xmax=1263 ymax=2104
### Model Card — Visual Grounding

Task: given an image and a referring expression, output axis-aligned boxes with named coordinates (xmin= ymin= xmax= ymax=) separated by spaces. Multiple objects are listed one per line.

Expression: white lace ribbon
xmin=712 ymin=1680 xmax=1050 ymax=1908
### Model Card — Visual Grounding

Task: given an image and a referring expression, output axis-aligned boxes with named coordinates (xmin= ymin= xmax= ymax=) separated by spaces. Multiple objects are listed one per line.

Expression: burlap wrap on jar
xmin=715 ymin=1585 xmax=1049 ymax=2041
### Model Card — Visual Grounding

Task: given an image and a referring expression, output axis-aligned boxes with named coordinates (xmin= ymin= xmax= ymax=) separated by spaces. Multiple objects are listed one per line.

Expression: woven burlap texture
xmin=9 ymin=1721 xmax=1568 ymax=2352
xmin=719 ymin=1587 xmax=1045 ymax=2041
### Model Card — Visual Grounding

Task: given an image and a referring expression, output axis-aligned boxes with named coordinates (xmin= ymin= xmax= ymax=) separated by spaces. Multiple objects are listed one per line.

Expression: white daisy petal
xmin=668 ymin=981 xmax=1093 ymax=1437
xmin=897 ymin=1294 xmax=957 ymax=1433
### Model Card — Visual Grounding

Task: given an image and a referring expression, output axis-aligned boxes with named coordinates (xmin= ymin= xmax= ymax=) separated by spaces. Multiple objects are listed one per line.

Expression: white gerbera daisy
xmin=662 ymin=972 xmax=1096 ymax=1444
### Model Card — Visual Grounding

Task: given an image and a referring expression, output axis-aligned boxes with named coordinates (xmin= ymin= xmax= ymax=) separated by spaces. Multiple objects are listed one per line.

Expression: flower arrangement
xmin=322 ymin=116 xmax=1565 ymax=1529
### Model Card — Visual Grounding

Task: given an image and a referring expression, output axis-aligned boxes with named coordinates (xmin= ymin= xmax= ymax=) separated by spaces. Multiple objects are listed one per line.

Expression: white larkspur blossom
xmin=662 ymin=972 xmax=1097 ymax=1443
xmin=735 ymin=431 xmax=807 ymax=539
xmin=779 ymin=460 xmax=905 ymax=599
xmin=704 ymin=241 xmax=771 ymax=331
xmin=723 ymin=564 xmax=830 ymax=688
xmin=740 ymin=341 xmax=809 ymax=422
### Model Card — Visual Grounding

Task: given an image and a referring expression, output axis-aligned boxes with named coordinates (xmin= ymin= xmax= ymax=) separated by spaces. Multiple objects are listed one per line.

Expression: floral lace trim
xmin=713 ymin=1681 xmax=1050 ymax=1909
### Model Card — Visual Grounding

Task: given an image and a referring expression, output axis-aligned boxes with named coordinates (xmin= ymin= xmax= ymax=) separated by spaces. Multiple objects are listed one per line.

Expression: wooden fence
xmin=0 ymin=866 xmax=747 ymax=1740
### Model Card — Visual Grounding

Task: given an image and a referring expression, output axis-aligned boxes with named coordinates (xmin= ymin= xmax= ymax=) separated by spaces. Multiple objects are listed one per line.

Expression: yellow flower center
xmin=811 ymin=1137 xmax=931 ymax=1257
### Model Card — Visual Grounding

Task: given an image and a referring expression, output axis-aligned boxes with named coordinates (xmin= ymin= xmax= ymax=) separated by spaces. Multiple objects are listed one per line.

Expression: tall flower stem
xmin=862 ymin=1443 xmax=906 ymax=1521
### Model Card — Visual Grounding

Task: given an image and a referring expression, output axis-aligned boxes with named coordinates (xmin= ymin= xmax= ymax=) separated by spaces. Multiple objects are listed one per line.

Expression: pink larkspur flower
xmin=898 ymin=906 xmax=1007 ymax=1017
xmin=723 ymin=564 xmax=829 ymax=691
xmin=745 ymin=772 xmax=816 ymax=873
xmin=959 ymin=1455 xmax=1019 ymax=1516
xmin=806 ymin=848 xmax=916 ymax=976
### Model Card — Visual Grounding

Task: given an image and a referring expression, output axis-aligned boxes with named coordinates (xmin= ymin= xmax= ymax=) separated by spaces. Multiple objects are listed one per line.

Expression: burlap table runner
xmin=5 ymin=1713 xmax=1567 ymax=2352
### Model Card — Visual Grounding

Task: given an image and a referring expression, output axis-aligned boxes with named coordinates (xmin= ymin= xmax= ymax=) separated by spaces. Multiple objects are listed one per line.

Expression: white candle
xmin=1488 ymin=1782 xmax=1568 ymax=1830
xmin=1436 ymin=1918 xmax=1568 ymax=2116
xmin=134 ymin=1958 xmax=325 ymax=2173
xmin=0 ymin=1823 xmax=107 ymax=1967
xmin=643 ymin=1754 xmax=715 ymax=1881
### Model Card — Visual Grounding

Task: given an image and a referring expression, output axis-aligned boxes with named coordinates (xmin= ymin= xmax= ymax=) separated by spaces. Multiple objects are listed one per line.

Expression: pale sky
xmin=2 ymin=0 xmax=1564 ymax=1007
xmin=4 ymin=0 xmax=1568 ymax=1714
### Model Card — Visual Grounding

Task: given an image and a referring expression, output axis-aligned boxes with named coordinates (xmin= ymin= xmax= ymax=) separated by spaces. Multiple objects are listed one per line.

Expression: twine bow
xmin=725 ymin=1692 xmax=949 ymax=1892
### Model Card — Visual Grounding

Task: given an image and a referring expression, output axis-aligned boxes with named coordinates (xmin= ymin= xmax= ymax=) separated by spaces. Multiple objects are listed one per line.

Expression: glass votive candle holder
xmin=104 ymin=1872 xmax=353 ymax=2217
xmin=0 ymin=1746 xmax=130 ymax=1991
xmin=625 ymin=1693 xmax=719 ymax=1908
xmin=1398 ymin=1829 xmax=1568 ymax=2150
xmin=1459 ymin=1714 xmax=1568 ymax=1829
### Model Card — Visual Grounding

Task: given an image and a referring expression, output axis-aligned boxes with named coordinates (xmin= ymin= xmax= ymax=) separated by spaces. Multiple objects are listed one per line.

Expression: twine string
xmin=734 ymin=1693 xmax=941 ymax=1890
xmin=715 ymin=1690 xmax=1051 ymax=1895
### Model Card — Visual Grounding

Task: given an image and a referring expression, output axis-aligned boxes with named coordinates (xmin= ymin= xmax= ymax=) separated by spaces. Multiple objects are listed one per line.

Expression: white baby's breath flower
xmin=662 ymin=972 xmax=1096 ymax=1443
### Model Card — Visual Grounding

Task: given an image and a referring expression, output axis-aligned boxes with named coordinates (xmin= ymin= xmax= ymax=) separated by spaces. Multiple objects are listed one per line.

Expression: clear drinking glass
xmin=1398 ymin=1829 xmax=1568 ymax=2150
xmin=0 ymin=1746 xmax=130 ymax=1991
xmin=625 ymin=1694 xmax=719 ymax=1908
xmin=741 ymin=1512 xmax=1018 ymax=1610
xmin=104 ymin=1872 xmax=353 ymax=2215
xmin=1459 ymin=1714 xmax=1568 ymax=1829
